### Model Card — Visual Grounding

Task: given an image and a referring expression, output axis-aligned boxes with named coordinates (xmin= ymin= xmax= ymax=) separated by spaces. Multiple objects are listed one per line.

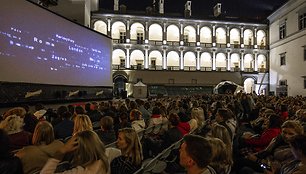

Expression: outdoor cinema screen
xmin=0 ymin=0 xmax=112 ymax=87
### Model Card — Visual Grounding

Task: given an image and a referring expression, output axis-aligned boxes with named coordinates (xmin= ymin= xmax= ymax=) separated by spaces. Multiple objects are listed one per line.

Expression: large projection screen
xmin=0 ymin=0 xmax=112 ymax=87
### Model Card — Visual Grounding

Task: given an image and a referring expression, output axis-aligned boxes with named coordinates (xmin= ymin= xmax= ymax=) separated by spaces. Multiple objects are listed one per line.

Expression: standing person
xmin=0 ymin=129 xmax=23 ymax=174
xmin=40 ymin=130 xmax=109 ymax=174
xmin=111 ymin=128 xmax=143 ymax=174
xmin=179 ymin=134 xmax=216 ymax=174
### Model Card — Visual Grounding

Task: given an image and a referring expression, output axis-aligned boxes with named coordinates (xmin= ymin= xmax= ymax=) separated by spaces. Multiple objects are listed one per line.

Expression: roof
xmin=98 ymin=0 xmax=288 ymax=23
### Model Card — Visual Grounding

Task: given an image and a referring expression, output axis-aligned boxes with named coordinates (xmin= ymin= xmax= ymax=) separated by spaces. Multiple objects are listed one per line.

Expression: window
xmin=299 ymin=13 xmax=306 ymax=30
xmin=279 ymin=80 xmax=287 ymax=86
xmin=137 ymin=32 xmax=143 ymax=44
xmin=304 ymin=78 xmax=306 ymax=89
xmin=151 ymin=59 xmax=156 ymax=68
xmin=119 ymin=32 xmax=126 ymax=43
xmin=280 ymin=53 xmax=286 ymax=66
xmin=183 ymin=34 xmax=188 ymax=43
xmin=279 ymin=21 xmax=286 ymax=39
xmin=120 ymin=58 xmax=125 ymax=68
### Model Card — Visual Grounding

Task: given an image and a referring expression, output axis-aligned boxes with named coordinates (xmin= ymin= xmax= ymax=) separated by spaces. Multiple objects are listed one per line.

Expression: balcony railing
xmin=149 ymin=65 xmax=163 ymax=70
xmin=184 ymin=66 xmax=197 ymax=71
xmin=216 ymin=67 xmax=227 ymax=71
xmin=149 ymin=40 xmax=163 ymax=46
xmin=112 ymin=64 xmax=126 ymax=70
xmin=167 ymin=66 xmax=180 ymax=71
xmin=243 ymin=68 xmax=254 ymax=72
xmin=130 ymin=65 xmax=144 ymax=70
xmin=200 ymin=67 xmax=212 ymax=71
xmin=200 ymin=43 xmax=213 ymax=47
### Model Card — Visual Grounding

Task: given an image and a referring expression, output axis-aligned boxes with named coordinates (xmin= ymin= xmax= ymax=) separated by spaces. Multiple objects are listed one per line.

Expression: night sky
xmin=99 ymin=0 xmax=288 ymax=22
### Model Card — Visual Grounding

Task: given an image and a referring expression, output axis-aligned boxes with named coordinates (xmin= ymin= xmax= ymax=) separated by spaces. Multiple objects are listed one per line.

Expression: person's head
xmin=216 ymin=108 xmax=229 ymax=123
xmin=32 ymin=121 xmax=55 ymax=145
xmin=211 ymin=124 xmax=232 ymax=147
xmin=208 ymin=137 xmax=233 ymax=166
xmin=168 ymin=113 xmax=180 ymax=126
xmin=73 ymin=114 xmax=93 ymax=135
xmin=0 ymin=115 xmax=24 ymax=134
xmin=266 ymin=114 xmax=282 ymax=129
xmin=179 ymin=135 xmax=212 ymax=170
xmin=152 ymin=107 xmax=161 ymax=115
xmin=3 ymin=107 xmax=26 ymax=119
xmin=281 ymin=120 xmax=304 ymax=143
xmin=72 ymin=130 xmax=109 ymax=171
xmin=57 ymin=106 xmax=68 ymax=118
xmin=290 ymin=135 xmax=306 ymax=160
xmin=117 ymin=128 xmax=143 ymax=165
xmin=129 ymin=109 xmax=142 ymax=121
xmin=75 ymin=106 xmax=85 ymax=115
xmin=100 ymin=116 xmax=113 ymax=131
xmin=0 ymin=129 xmax=11 ymax=159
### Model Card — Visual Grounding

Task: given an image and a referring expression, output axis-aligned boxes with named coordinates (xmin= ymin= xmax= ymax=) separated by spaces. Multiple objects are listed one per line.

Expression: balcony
xmin=243 ymin=68 xmax=254 ymax=72
xmin=149 ymin=65 xmax=163 ymax=70
xmin=258 ymin=68 xmax=266 ymax=73
xmin=112 ymin=64 xmax=126 ymax=70
xmin=200 ymin=67 xmax=212 ymax=71
xmin=184 ymin=66 xmax=197 ymax=71
xmin=216 ymin=67 xmax=227 ymax=71
xmin=130 ymin=65 xmax=144 ymax=70
xmin=148 ymin=40 xmax=163 ymax=46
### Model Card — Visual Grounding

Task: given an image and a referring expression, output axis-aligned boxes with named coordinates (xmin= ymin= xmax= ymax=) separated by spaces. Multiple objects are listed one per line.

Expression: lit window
xmin=279 ymin=20 xmax=286 ymax=39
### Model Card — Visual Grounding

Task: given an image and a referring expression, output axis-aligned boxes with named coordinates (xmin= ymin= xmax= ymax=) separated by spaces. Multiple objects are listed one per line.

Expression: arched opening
xmin=244 ymin=54 xmax=254 ymax=72
xmin=112 ymin=49 xmax=126 ymax=68
xmin=216 ymin=27 xmax=226 ymax=44
xmin=258 ymin=54 xmax=267 ymax=72
xmin=149 ymin=50 xmax=163 ymax=70
xmin=130 ymin=50 xmax=144 ymax=69
xmin=230 ymin=53 xmax=240 ymax=71
xmin=93 ymin=20 xmax=107 ymax=35
xmin=216 ymin=53 xmax=226 ymax=71
xmin=167 ymin=51 xmax=179 ymax=70
xmin=184 ymin=51 xmax=196 ymax=70
xmin=130 ymin=22 xmax=145 ymax=44
xmin=200 ymin=26 xmax=212 ymax=43
xmin=244 ymin=29 xmax=253 ymax=46
xmin=230 ymin=28 xmax=240 ymax=45
xmin=257 ymin=30 xmax=266 ymax=48
xmin=149 ymin=23 xmax=163 ymax=41
xmin=113 ymin=74 xmax=128 ymax=98
xmin=111 ymin=21 xmax=126 ymax=43
xmin=167 ymin=25 xmax=180 ymax=42
xmin=200 ymin=52 xmax=212 ymax=71
xmin=183 ymin=26 xmax=196 ymax=43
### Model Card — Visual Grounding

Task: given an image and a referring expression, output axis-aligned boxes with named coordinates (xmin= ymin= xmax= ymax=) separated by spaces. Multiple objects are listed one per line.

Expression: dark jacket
xmin=0 ymin=156 xmax=23 ymax=174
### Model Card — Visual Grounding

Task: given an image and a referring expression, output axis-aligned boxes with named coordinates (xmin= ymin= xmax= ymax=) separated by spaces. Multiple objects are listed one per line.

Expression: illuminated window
xmin=279 ymin=20 xmax=286 ymax=39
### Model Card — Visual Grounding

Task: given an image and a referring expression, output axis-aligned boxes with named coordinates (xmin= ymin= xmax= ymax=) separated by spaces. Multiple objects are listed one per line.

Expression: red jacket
xmin=245 ymin=128 xmax=281 ymax=152
xmin=177 ymin=122 xmax=190 ymax=135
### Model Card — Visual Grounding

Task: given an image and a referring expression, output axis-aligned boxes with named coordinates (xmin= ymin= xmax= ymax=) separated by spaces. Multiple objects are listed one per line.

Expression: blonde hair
xmin=208 ymin=138 xmax=233 ymax=174
xmin=73 ymin=115 xmax=93 ymax=135
xmin=211 ymin=123 xmax=232 ymax=147
xmin=0 ymin=115 xmax=24 ymax=134
xmin=118 ymin=128 xmax=143 ymax=165
xmin=3 ymin=107 xmax=26 ymax=119
xmin=281 ymin=120 xmax=304 ymax=135
xmin=73 ymin=130 xmax=109 ymax=172
xmin=32 ymin=121 xmax=54 ymax=145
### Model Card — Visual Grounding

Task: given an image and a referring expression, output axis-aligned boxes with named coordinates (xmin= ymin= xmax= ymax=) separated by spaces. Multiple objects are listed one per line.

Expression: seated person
xmin=96 ymin=116 xmax=116 ymax=145
xmin=111 ymin=128 xmax=143 ymax=174
xmin=179 ymin=134 xmax=216 ymax=174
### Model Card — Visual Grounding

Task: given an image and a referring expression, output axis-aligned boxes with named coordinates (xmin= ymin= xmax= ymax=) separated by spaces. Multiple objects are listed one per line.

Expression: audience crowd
xmin=0 ymin=92 xmax=306 ymax=174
